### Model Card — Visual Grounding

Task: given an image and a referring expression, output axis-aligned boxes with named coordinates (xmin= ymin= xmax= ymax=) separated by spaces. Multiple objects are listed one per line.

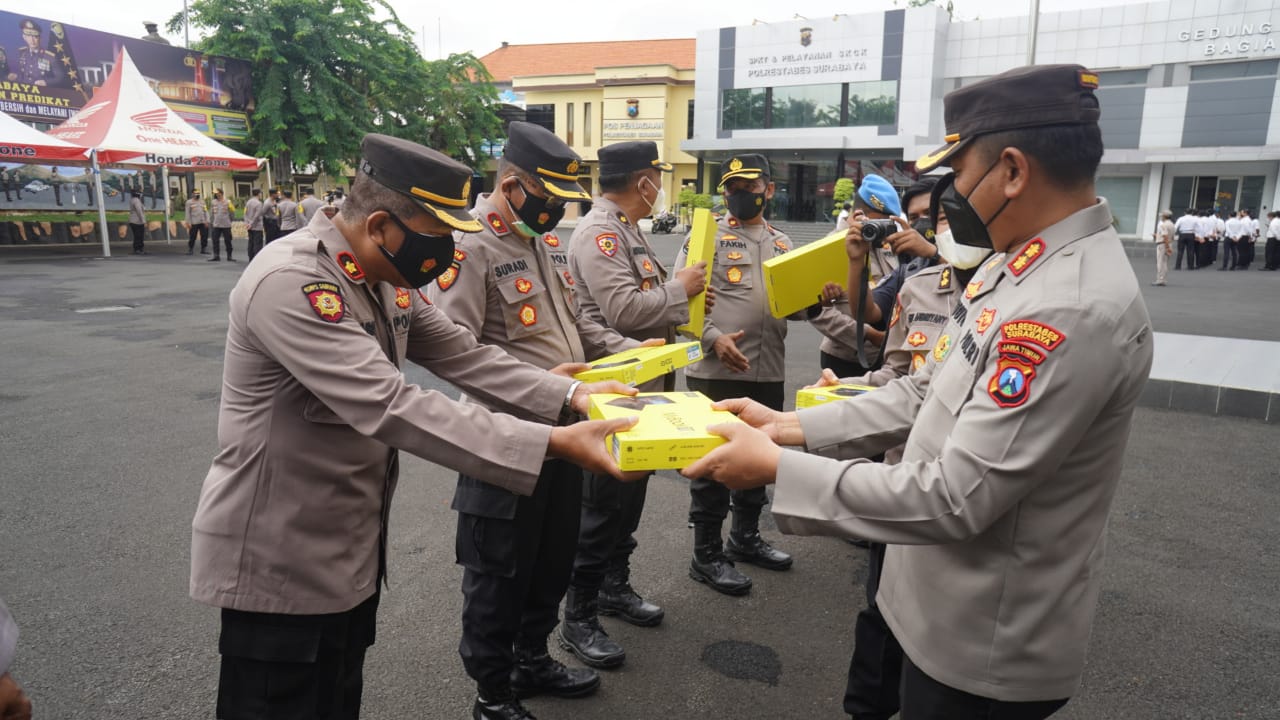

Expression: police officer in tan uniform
xmin=429 ymin=123 xmax=648 ymax=720
xmin=208 ymin=190 xmax=235 ymax=261
xmin=675 ymin=154 xmax=852 ymax=595
xmin=191 ymin=133 xmax=640 ymax=720
xmin=559 ymin=140 xmax=709 ymax=669
xmin=686 ymin=65 xmax=1153 ymax=719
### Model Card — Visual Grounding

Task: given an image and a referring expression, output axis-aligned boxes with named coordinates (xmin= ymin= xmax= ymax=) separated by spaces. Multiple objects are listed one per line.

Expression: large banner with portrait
xmin=0 ymin=11 xmax=252 ymax=139
xmin=0 ymin=162 xmax=167 ymax=212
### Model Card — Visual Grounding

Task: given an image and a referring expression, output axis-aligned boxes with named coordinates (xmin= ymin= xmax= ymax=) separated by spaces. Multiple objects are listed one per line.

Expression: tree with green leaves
xmin=832 ymin=178 xmax=855 ymax=218
xmin=169 ymin=0 xmax=503 ymax=181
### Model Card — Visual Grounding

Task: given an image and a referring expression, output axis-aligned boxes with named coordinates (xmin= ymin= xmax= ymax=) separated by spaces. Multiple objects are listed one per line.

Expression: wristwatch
xmin=559 ymin=380 xmax=583 ymax=425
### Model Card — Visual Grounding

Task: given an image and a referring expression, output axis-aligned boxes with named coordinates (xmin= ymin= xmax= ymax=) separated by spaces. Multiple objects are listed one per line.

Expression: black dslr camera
xmin=861 ymin=219 xmax=898 ymax=244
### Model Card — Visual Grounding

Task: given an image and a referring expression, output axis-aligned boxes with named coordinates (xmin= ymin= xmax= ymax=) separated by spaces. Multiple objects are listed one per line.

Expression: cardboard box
xmin=795 ymin=384 xmax=878 ymax=409
xmin=677 ymin=208 xmax=717 ymax=340
xmin=573 ymin=341 xmax=703 ymax=386
xmin=762 ymin=228 xmax=851 ymax=318
xmin=588 ymin=391 xmax=744 ymax=471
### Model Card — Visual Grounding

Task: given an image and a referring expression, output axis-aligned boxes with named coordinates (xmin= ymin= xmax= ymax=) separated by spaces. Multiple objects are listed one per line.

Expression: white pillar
xmin=162 ymin=165 xmax=172 ymax=244
xmin=1140 ymin=162 xmax=1164 ymax=240
xmin=92 ymin=150 xmax=110 ymax=258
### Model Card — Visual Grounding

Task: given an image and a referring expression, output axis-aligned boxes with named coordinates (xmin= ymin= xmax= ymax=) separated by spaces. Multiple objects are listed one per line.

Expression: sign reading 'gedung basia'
xmin=732 ymin=17 xmax=884 ymax=90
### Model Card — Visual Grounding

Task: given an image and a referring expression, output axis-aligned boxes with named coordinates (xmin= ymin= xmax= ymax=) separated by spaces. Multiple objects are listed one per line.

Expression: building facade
xmin=684 ymin=0 xmax=1280 ymax=236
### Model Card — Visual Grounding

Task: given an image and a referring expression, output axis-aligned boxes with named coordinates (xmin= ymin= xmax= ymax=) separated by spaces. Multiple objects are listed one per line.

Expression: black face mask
xmin=931 ymin=157 xmax=1011 ymax=249
xmin=911 ymin=217 xmax=935 ymax=243
xmin=726 ymin=190 xmax=766 ymax=221
xmin=512 ymin=182 xmax=566 ymax=236
xmin=376 ymin=210 xmax=455 ymax=288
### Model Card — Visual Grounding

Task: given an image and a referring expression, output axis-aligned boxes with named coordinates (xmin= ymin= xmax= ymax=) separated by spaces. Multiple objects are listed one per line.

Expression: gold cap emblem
xmin=461 ymin=177 xmax=471 ymax=200
xmin=567 ymin=160 xmax=580 ymax=174
xmin=729 ymin=158 xmax=743 ymax=171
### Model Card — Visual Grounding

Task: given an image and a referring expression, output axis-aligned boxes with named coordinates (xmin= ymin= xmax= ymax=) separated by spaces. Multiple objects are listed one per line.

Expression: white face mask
xmin=639 ymin=176 xmax=666 ymax=216
xmin=934 ymin=228 xmax=990 ymax=270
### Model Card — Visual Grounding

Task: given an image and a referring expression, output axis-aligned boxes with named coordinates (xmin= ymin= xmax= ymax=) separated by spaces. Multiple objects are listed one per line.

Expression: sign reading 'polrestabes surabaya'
xmin=731 ymin=17 xmax=884 ymax=90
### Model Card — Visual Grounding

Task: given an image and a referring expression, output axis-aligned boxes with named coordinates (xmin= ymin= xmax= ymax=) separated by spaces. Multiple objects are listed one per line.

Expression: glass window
xmin=583 ymin=102 xmax=591 ymax=146
xmin=687 ymin=99 xmax=695 ymax=140
xmin=1096 ymin=69 xmax=1149 ymax=86
xmin=771 ymin=84 xmax=843 ymax=129
xmin=1169 ymin=176 xmax=1195 ymax=212
xmin=847 ymin=80 xmax=898 ymax=127
xmin=721 ymin=88 xmax=766 ymax=130
xmin=1190 ymin=59 xmax=1280 ymax=81
xmin=526 ymin=104 xmax=555 ymax=133
xmin=1096 ymin=177 xmax=1142 ymax=234
xmin=567 ymin=103 xmax=575 ymax=146
xmin=1240 ymin=175 xmax=1266 ymax=214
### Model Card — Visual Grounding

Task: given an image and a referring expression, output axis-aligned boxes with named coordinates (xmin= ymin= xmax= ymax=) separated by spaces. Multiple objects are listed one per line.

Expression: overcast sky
xmin=37 ymin=0 xmax=1133 ymax=59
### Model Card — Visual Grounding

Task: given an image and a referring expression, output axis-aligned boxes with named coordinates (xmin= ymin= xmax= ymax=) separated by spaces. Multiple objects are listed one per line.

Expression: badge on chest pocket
xmin=496 ymin=274 xmax=550 ymax=339
xmin=716 ymin=247 xmax=753 ymax=287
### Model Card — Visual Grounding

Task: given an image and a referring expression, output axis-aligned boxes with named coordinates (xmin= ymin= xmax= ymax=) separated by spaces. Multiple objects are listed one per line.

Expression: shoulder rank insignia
xmin=1007 ymin=238 xmax=1045 ymax=276
xmin=454 ymin=249 xmax=468 ymax=262
xmin=908 ymin=331 xmax=928 ymax=347
xmin=911 ymin=352 xmax=927 ymax=372
xmin=890 ymin=300 xmax=902 ymax=328
xmin=518 ymin=303 xmax=538 ymax=326
xmin=302 ymin=282 xmax=344 ymax=323
xmin=336 ymin=252 xmax=364 ymax=282
xmin=596 ymin=233 xmax=618 ymax=257
xmin=487 ymin=212 xmax=509 ymax=236
xmin=436 ymin=263 xmax=460 ymax=291
xmin=616 ymin=211 xmax=630 ymax=225
xmin=515 ymin=278 xmax=533 ymax=294
xmin=774 ymin=239 xmax=788 ymax=252
xmin=543 ymin=232 xmax=561 ymax=248
xmin=563 ymin=270 xmax=575 ymax=287
xmin=727 ymin=216 xmax=740 ymax=228
xmin=975 ymin=307 xmax=997 ymax=334
xmin=726 ymin=251 xmax=743 ymax=261
xmin=964 ymin=281 xmax=983 ymax=300
xmin=932 ymin=334 xmax=952 ymax=362
xmin=938 ymin=266 xmax=951 ymax=290
xmin=1000 ymin=319 xmax=1065 ymax=351
xmin=395 ymin=288 xmax=412 ymax=309
xmin=726 ymin=266 xmax=743 ymax=284
xmin=988 ymin=355 xmax=1036 ymax=408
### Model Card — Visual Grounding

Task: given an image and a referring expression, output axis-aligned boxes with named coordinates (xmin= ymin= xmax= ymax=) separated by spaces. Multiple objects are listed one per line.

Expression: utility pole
xmin=1027 ymin=0 xmax=1041 ymax=65
xmin=184 ymin=0 xmax=190 ymax=48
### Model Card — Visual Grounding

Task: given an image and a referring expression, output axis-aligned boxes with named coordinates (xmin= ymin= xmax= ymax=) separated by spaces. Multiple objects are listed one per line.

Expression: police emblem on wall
xmin=626 ymin=99 xmax=639 ymax=118
xmin=800 ymin=27 xmax=813 ymax=47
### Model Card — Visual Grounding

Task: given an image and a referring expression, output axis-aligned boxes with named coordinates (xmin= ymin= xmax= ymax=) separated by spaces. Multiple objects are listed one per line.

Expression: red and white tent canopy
xmin=48 ymin=47 xmax=261 ymax=172
xmin=0 ymin=111 xmax=90 ymax=162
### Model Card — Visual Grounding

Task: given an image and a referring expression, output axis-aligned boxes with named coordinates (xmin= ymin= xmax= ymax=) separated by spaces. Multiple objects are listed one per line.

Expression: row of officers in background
xmin=188 ymin=63 xmax=1152 ymax=720
xmin=182 ymin=187 xmax=343 ymax=261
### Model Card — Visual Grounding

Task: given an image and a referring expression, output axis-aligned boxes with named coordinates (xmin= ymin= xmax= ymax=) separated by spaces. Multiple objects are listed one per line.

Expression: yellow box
xmin=573 ymin=341 xmax=703 ymax=386
xmin=795 ymin=384 xmax=878 ymax=409
xmin=676 ymin=208 xmax=716 ymax=340
xmin=762 ymin=228 xmax=854 ymax=318
xmin=588 ymin=391 xmax=744 ymax=471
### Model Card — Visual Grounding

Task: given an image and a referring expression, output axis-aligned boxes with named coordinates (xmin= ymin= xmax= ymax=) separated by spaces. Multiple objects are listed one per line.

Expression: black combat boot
xmin=689 ymin=524 xmax=752 ymax=596
xmin=599 ymin=564 xmax=664 ymax=627
xmin=510 ymin=642 xmax=601 ymax=699
xmin=473 ymin=685 xmax=536 ymax=720
xmin=557 ymin=587 xmax=626 ymax=669
xmin=726 ymin=510 xmax=794 ymax=571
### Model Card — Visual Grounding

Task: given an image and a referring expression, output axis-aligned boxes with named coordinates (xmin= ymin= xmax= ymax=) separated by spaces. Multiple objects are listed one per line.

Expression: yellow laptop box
xmin=573 ymin=341 xmax=703 ymax=386
xmin=676 ymin=208 xmax=716 ymax=340
xmin=587 ymin=391 xmax=744 ymax=471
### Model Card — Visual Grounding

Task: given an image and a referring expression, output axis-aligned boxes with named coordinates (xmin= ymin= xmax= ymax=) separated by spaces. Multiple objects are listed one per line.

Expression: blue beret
xmin=857 ymin=174 xmax=901 ymax=216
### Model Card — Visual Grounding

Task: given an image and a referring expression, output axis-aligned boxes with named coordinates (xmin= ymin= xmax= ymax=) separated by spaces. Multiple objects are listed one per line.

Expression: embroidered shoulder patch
xmin=727 ymin=217 xmax=740 ymax=228
xmin=563 ymin=270 xmax=575 ymax=287
xmin=640 ymin=278 xmax=653 ymax=291
xmin=964 ymin=281 xmax=983 ymax=300
xmin=938 ymin=266 xmax=951 ymax=290
xmin=642 ymin=259 xmax=654 ymax=273
xmin=911 ymin=352 xmax=927 ymax=372
xmin=302 ymin=282 xmax=345 ymax=323
xmin=487 ymin=212 xmax=509 ymax=236
xmin=616 ymin=211 xmax=630 ymax=225
xmin=773 ymin=239 xmax=788 ymax=252
xmin=436 ymin=263 xmax=460 ymax=291
xmin=395 ymin=288 xmax=412 ymax=309
xmin=975 ymin=308 xmax=997 ymax=334
xmin=453 ymin=249 xmax=468 ymax=262
xmin=543 ymin=233 xmax=561 ymax=248
xmin=889 ymin=300 xmax=902 ymax=328
xmin=336 ymin=252 xmax=364 ymax=282
xmin=988 ymin=355 xmax=1037 ymax=408
xmin=596 ymin=233 xmax=618 ymax=257
xmin=1000 ymin=319 xmax=1065 ymax=350
xmin=1007 ymin=238 xmax=1045 ymax=276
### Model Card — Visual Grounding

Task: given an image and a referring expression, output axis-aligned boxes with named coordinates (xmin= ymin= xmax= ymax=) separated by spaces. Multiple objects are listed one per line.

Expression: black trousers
xmin=212 ymin=226 xmax=234 ymax=258
xmin=846 ymin=542 xmax=903 ymax=720
xmin=247 ymin=230 xmax=264 ymax=259
xmin=189 ymin=222 xmax=208 ymax=251
xmin=264 ymin=220 xmax=281 ymax=244
xmin=1198 ymin=239 xmax=1215 ymax=268
xmin=457 ymin=459 xmax=583 ymax=690
xmin=1265 ymin=237 xmax=1280 ymax=269
xmin=821 ymin=350 xmax=874 ymax=378
xmin=129 ymin=222 xmax=145 ymax=252
xmin=684 ymin=377 xmax=781 ymax=527
xmin=1175 ymin=233 xmax=1196 ymax=269
xmin=1221 ymin=237 xmax=1239 ymax=269
xmin=1237 ymin=239 xmax=1255 ymax=269
xmin=899 ymin=656 xmax=1068 ymax=720
xmin=572 ymin=471 xmax=648 ymax=592
xmin=216 ymin=592 xmax=379 ymax=720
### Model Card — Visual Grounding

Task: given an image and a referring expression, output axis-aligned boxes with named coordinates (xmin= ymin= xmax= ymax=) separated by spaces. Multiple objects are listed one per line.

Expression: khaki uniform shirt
xmin=211 ymin=198 xmax=233 ymax=228
xmin=244 ymin=197 xmax=264 ymax=231
xmin=190 ymin=212 xmax=575 ymax=615
xmin=299 ymin=196 xmax=324 ymax=222
xmin=279 ymin=199 xmax=300 ymax=231
xmin=186 ymin=199 xmax=208 ymax=225
xmin=568 ymin=196 xmax=688 ymax=388
xmin=676 ymin=214 xmax=848 ymax=383
xmin=816 ymin=245 xmax=899 ymax=364
xmin=772 ymin=200 xmax=1153 ymax=701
